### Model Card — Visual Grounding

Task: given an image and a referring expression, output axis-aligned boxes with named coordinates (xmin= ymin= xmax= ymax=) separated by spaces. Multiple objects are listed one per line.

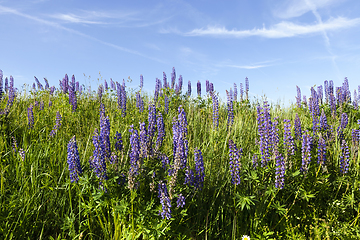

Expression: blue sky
xmin=1 ymin=0 xmax=360 ymax=104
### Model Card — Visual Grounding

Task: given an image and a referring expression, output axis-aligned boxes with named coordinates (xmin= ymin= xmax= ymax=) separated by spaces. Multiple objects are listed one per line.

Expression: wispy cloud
xmin=0 ymin=5 xmax=165 ymax=63
xmin=49 ymin=13 xmax=106 ymax=24
xmin=184 ymin=16 xmax=360 ymax=38
xmin=227 ymin=65 xmax=268 ymax=69
xmin=274 ymin=0 xmax=344 ymax=19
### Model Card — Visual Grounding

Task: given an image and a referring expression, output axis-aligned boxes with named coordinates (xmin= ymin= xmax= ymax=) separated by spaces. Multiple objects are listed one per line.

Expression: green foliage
xmin=0 ymin=83 xmax=359 ymax=240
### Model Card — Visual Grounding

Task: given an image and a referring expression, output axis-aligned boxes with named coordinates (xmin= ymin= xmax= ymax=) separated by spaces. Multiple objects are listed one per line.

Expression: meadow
xmin=0 ymin=68 xmax=360 ymax=239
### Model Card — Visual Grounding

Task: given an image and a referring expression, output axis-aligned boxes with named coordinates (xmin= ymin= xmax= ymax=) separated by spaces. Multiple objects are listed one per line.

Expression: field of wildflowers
xmin=1 ymin=68 xmax=360 ymax=239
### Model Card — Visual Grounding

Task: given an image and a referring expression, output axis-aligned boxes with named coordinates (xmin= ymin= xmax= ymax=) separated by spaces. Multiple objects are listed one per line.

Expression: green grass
xmin=0 ymin=83 xmax=360 ymax=239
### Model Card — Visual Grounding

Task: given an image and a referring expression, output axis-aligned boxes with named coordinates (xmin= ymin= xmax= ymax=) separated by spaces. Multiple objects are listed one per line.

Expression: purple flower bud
xmin=156 ymin=112 xmax=165 ymax=150
xmin=296 ymin=86 xmax=301 ymax=108
xmin=226 ymin=90 xmax=234 ymax=128
xmin=50 ymin=111 xmax=62 ymax=137
xmin=301 ymin=131 xmax=312 ymax=174
xmin=114 ymin=131 xmax=123 ymax=151
xmin=171 ymin=67 xmax=176 ymax=89
xmin=187 ymin=80 xmax=191 ymax=96
xmin=27 ymin=104 xmax=34 ymax=129
xmin=197 ymin=81 xmax=201 ymax=97
xmin=274 ymin=149 xmax=285 ymax=189
xmin=158 ymin=181 xmax=171 ymax=219
xmin=67 ymin=136 xmax=83 ymax=183
xmin=294 ymin=113 xmax=302 ymax=141
xmin=317 ymin=136 xmax=326 ymax=166
xmin=140 ymin=74 xmax=144 ymax=89
xmin=211 ymin=92 xmax=219 ymax=129
xmin=163 ymin=72 xmax=167 ymax=89
xmin=233 ymin=83 xmax=237 ymax=102
xmin=245 ymin=77 xmax=249 ymax=100
xmin=176 ymin=194 xmax=185 ymax=208
xmin=228 ymin=139 xmax=241 ymax=186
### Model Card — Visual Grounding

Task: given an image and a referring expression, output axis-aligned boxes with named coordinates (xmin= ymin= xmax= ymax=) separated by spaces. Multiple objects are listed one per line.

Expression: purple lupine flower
xmin=301 ymin=131 xmax=312 ymax=174
xmin=11 ymin=136 xmax=18 ymax=153
xmin=4 ymin=77 xmax=8 ymax=93
xmin=104 ymin=79 xmax=108 ymax=90
xmin=67 ymin=136 xmax=83 ymax=183
xmin=339 ymin=139 xmax=349 ymax=174
xmin=62 ymin=74 xmax=69 ymax=94
xmin=34 ymin=76 xmax=44 ymax=90
xmin=274 ymin=149 xmax=285 ymax=189
xmin=283 ymin=119 xmax=294 ymax=157
xmin=257 ymin=102 xmax=272 ymax=167
xmin=110 ymin=78 xmax=116 ymax=91
xmin=229 ymin=88 xmax=233 ymax=101
xmin=139 ymin=122 xmax=149 ymax=158
xmin=128 ymin=125 xmax=141 ymax=190
xmin=97 ymin=85 xmax=104 ymax=102
xmin=0 ymin=69 xmax=3 ymax=100
xmin=245 ymin=77 xmax=249 ymax=100
xmin=329 ymin=93 xmax=336 ymax=115
xmin=136 ymin=91 xmax=144 ymax=112
xmin=178 ymin=75 xmax=183 ymax=92
xmin=50 ymin=111 xmax=62 ymax=137
xmin=352 ymin=129 xmax=359 ymax=144
xmin=100 ymin=114 xmax=111 ymax=159
xmin=147 ymin=102 xmax=157 ymax=154
xmin=309 ymin=89 xmax=319 ymax=134
xmin=154 ymin=78 xmax=161 ymax=102
xmin=240 ymin=83 xmax=244 ymax=101
xmin=177 ymin=106 xmax=188 ymax=168
xmin=90 ymin=129 xmax=108 ymax=185
xmin=211 ymin=92 xmax=219 ymax=129
xmin=209 ymin=82 xmax=214 ymax=93
xmin=121 ymin=80 xmax=126 ymax=117
xmin=252 ymin=154 xmax=258 ymax=169
xmin=353 ymin=90 xmax=358 ymax=109
xmin=163 ymin=72 xmax=167 ymax=89
xmin=206 ymin=80 xmax=210 ymax=93
xmin=116 ymin=81 xmax=121 ymax=109
xmin=43 ymin=78 xmax=49 ymax=90
xmin=324 ymin=80 xmax=329 ymax=103
xmin=49 ymin=99 xmax=52 ymax=107
xmin=343 ymin=77 xmax=351 ymax=103
xmin=301 ymin=95 xmax=307 ymax=107
xmin=337 ymin=112 xmax=348 ymax=140
xmin=329 ymin=80 xmax=334 ymax=95
xmin=317 ymin=85 xmax=323 ymax=104
xmin=114 ymin=131 xmax=123 ymax=151
xmin=76 ymin=82 xmax=79 ymax=92
xmin=27 ymin=104 xmax=34 ymax=129
xmin=233 ymin=83 xmax=237 ymax=102
xmin=187 ymin=80 xmax=191 ymax=96
xmin=156 ymin=112 xmax=165 ymax=150
xmin=226 ymin=90 xmax=234 ymax=128
xmin=158 ymin=181 xmax=171 ymax=219
xmin=176 ymin=194 xmax=185 ymax=208
xmin=194 ymin=148 xmax=205 ymax=190
xmin=5 ymin=76 xmax=15 ymax=111
xmin=19 ymin=148 xmax=25 ymax=161
xmin=296 ymin=86 xmax=302 ymax=108
xmin=270 ymin=117 xmax=280 ymax=151
xmin=197 ymin=81 xmax=201 ymax=97
xmin=317 ymin=136 xmax=326 ymax=166
xmin=184 ymin=167 xmax=194 ymax=187
xmin=161 ymin=154 xmax=170 ymax=170
xmin=171 ymin=67 xmax=176 ymax=89
xmin=228 ymin=139 xmax=241 ymax=186
xmin=164 ymin=95 xmax=169 ymax=113
xmin=140 ymin=74 xmax=144 ymax=90
xmin=319 ymin=109 xmax=329 ymax=131
xmin=336 ymin=87 xmax=342 ymax=105
xmin=50 ymin=86 xmax=55 ymax=95
xmin=294 ymin=113 xmax=302 ymax=141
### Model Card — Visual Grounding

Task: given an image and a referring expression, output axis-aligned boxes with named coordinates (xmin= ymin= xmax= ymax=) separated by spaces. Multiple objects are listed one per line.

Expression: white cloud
xmin=274 ymin=0 xmax=344 ymax=19
xmin=50 ymin=13 xmax=106 ymax=24
xmin=184 ymin=17 xmax=360 ymax=38
xmin=227 ymin=65 xmax=268 ymax=69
